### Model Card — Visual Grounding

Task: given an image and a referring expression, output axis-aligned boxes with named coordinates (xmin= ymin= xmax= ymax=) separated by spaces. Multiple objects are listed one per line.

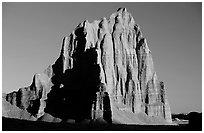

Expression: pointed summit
xmin=117 ymin=7 xmax=127 ymax=12
xmin=110 ymin=7 xmax=135 ymax=28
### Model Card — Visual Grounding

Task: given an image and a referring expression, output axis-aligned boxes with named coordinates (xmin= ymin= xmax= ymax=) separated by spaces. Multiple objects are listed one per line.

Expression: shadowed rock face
xmin=3 ymin=8 xmax=172 ymax=124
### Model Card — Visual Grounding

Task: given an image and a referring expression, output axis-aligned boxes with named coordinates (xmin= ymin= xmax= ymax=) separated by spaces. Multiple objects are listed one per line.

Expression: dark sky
xmin=2 ymin=2 xmax=202 ymax=113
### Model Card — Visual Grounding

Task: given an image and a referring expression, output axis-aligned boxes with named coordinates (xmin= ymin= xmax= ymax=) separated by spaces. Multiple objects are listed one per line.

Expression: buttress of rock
xmin=3 ymin=8 xmax=172 ymax=124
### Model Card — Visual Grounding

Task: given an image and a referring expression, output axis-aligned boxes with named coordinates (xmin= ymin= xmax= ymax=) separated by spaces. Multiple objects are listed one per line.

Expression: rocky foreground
xmin=3 ymin=8 xmax=172 ymax=125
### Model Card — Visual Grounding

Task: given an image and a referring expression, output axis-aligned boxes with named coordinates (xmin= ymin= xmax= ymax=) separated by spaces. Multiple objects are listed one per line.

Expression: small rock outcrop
xmin=3 ymin=8 xmax=172 ymax=124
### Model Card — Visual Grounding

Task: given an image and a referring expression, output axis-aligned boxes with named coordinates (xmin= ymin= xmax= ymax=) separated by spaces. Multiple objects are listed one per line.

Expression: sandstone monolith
xmin=3 ymin=8 xmax=172 ymax=124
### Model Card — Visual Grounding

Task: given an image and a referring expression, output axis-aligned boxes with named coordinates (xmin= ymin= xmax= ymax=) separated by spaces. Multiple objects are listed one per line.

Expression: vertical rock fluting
xmin=3 ymin=8 xmax=172 ymax=124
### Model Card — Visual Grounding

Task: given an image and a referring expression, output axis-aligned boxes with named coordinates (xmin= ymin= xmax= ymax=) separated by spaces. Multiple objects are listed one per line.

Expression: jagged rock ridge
xmin=3 ymin=8 xmax=172 ymax=124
